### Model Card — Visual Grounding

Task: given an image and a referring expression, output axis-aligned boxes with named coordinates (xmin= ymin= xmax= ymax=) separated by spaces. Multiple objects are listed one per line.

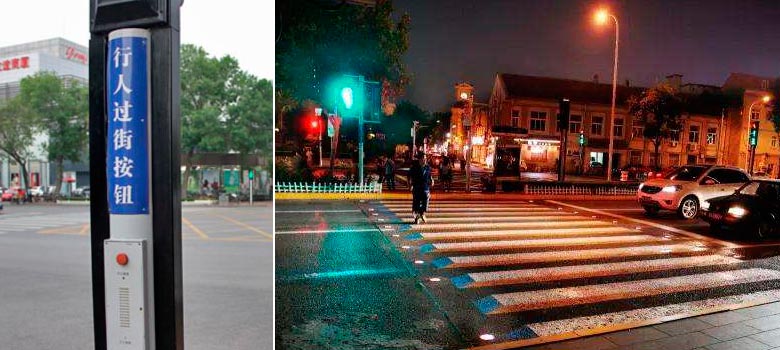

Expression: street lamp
xmin=594 ymin=8 xmax=619 ymax=181
xmin=746 ymin=95 xmax=772 ymax=174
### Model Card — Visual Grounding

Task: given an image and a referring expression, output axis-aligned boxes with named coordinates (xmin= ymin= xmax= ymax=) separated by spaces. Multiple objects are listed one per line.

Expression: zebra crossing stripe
xmin=476 ymin=268 xmax=780 ymax=315
xmin=451 ymin=255 xmax=742 ymax=289
xmin=390 ymin=211 xmax=575 ymax=219
xmin=431 ymin=244 xmax=704 ymax=269
xmin=406 ymin=225 xmax=635 ymax=241
xmin=407 ymin=219 xmax=611 ymax=231
xmin=468 ymin=289 xmax=780 ymax=350
xmin=421 ymin=235 xmax=667 ymax=254
xmin=384 ymin=207 xmax=558 ymax=213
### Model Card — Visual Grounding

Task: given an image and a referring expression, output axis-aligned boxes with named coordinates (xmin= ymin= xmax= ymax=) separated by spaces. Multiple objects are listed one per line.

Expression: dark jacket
xmin=409 ymin=162 xmax=432 ymax=192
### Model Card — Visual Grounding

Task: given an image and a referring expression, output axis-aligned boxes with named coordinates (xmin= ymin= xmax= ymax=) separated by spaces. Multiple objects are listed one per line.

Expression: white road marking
xmin=428 ymin=235 xmax=665 ymax=253
xmin=275 ymin=209 xmax=363 ymax=213
xmin=458 ymin=255 xmax=741 ymax=288
xmin=437 ymin=244 xmax=702 ymax=269
xmin=547 ymin=200 xmax=741 ymax=248
xmin=413 ymin=225 xmax=635 ymax=241
xmin=275 ymin=228 xmax=381 ymax=235
xmin=481 ymin=268 xmax=780 ymax=314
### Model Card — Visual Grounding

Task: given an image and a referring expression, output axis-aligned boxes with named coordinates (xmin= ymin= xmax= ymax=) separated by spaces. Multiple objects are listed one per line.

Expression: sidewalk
xmin=520 ymin=301 xmax=780 ymax=350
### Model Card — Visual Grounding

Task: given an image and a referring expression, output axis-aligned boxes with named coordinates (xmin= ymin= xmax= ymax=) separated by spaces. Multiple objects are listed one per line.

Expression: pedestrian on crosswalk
xmin=409 ymin=152 xmax=433 ymax=223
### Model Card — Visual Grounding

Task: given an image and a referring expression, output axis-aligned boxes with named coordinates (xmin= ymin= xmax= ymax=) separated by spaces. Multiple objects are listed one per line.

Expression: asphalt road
xmin=276 ymin=197 xmax=780 ymax=349
xmin=0 ymin=203 xmax=273 ymax=350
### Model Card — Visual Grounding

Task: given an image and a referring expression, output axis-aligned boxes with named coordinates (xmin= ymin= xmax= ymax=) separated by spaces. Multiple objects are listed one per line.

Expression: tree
xmin=628 ymin=84 xmax=684 ymax=170
xmin=383 ymin=101 xmax=431 ymax=153
xmin=0 ymin=98 xmax=36 ymax=195
xmin=180 ymin=44 xmax=274 ymax=195
xmin=276 ymin=0 xmax=410 ymax=107
xmin=180 ymin=44 xmax=240 ymax=195
xmin=227 ymin=73 xmax=274 ymax=164
xmin=19 ymin=72 xmax=88 ymax=199
xmin=769 ymin=79 xmax=780 ymax=134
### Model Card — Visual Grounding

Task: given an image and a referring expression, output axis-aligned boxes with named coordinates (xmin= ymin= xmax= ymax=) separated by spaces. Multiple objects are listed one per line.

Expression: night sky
xmin=393 ymin=0 xmax=780 ymax=112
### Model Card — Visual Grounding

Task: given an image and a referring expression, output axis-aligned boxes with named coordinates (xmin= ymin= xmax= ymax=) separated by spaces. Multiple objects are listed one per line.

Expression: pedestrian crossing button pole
xmin=89 ymin=1 xmax=183 ymax=349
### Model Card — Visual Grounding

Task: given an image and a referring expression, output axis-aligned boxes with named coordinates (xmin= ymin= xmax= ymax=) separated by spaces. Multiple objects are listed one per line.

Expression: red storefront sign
xmin=0 ymin=56 xmax=30 ymax=72
xmin=65 ymin=47 xmax=88 ymax=64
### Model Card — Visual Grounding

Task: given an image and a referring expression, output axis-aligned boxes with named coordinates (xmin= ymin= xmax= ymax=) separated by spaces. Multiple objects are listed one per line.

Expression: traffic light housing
xmin=330 ymin=75 xmax=365 ymax=119
xmin=248 ymin=169 xmax=254 ymax=180
xmin=749 ymin=121 xmax=759 ymax=147
xmin=579 ymin=130 xmax=586 ymax=146
xmin=558 ymin=98 xmax=570 ymax=131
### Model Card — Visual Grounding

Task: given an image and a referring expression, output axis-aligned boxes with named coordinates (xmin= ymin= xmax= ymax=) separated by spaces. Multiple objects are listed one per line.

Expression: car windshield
xmin=737 ymin=181 xmax=780 ymax=198
xmin=664 ymin=166 xmax=706 ymax=181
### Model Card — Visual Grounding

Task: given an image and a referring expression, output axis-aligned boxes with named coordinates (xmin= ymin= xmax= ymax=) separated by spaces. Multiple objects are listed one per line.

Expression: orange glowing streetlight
xmin=592 ymin=7 xmax=619 ymax=181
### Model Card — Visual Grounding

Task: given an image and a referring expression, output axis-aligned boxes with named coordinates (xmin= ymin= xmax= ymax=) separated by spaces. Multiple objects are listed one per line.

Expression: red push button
xmin=116 ymin=253 xmax=129 ymax=266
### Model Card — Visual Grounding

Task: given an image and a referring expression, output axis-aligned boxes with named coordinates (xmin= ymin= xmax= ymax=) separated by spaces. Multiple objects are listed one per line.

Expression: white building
xmin=0 ymin=38 xmax=88 ymax=190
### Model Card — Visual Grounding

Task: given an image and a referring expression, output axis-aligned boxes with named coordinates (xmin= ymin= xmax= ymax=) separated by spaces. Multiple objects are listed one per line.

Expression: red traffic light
xmin=310 ymin=120 xmax=319 ymax=129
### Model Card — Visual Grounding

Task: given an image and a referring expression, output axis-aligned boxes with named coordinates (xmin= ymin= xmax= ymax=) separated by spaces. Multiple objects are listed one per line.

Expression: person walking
xmin=384 ymin=155 xmax=396 ymax=190
xmin=439 ymin=156 xmax=453 ymax=192
xmin=409 ymin=152 xmax=433 ymax=223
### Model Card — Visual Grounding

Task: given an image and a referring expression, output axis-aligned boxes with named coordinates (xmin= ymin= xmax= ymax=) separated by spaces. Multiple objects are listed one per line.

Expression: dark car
xmin=700 ymin=179 xmax=780 ymax=238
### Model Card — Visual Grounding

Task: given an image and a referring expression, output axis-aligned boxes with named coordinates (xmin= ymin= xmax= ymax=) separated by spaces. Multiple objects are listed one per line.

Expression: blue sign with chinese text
xmin=106 ymin=32 xmax=150 ymax=214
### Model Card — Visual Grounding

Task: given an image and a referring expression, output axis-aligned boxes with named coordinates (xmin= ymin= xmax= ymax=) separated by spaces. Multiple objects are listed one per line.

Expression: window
xmin=569 ymin=114 xmax=582 ymax=133
xmin=707 ymin=169 xmax=749 ymax=184
xmin=668 ymin=154 xmax=680 ymax=166
xmin=670 ymin=129 xmax=681 ymax=142
xmin=773 ymin=136 xmax=778 ymax=149
xmin=630 ymin=150 xmax=642 ymax=165
xmin=613 ymin=118 xmax=624 ymax=137
xmin=591 ymin=116 xmax=604 ymax=136
xmin=688 ymin=125 xmax=700 ymax=143
xmin=751 ymin=109 xmax=760 ymax=121
xmin=762 ymin=80 xmax=769 ymax=90
xmin=632 ymin=120 xmax=644 ymax=139
xmin=706 ymin=127 xmax=717 ymax=145
xmin=511 ymin=109 xmax=520 ymax=128
xmin=556 ymin=114 xmax=561 ymax=132
xmin=530 ymin=111 xmax=546 ymax=132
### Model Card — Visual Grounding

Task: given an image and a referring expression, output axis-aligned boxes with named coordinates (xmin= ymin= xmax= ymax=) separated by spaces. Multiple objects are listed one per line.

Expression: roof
xmin=498 ymin=73 xmax=645 ymax=106
xmin=722 ymin=73 xmax=774 ymax=91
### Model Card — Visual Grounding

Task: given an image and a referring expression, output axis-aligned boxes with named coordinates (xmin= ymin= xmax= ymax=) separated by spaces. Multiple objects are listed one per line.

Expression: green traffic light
xmin=341 ymin=87 xmax=354 ymax=109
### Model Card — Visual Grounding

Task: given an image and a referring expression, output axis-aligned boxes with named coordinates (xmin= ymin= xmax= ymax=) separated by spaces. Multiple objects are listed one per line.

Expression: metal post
xmin=249 ymin=176 xmax=253 ymax=206
xmin=466 ymin=128 xmax=471 ymax=193
xmin=606 ymin=14 xmax=619 ymax=182
xmin=358 ymin=113 xmax=364 ymax=184
xmin=412 ymin=121 xmax=418 ymax=160
xmin=318 ymin=122 xmax=323 ymax=167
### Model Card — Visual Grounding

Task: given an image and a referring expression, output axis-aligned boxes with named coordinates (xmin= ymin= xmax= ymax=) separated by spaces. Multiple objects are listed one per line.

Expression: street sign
xmin=107 ymin=30 xmax=151 ymax=215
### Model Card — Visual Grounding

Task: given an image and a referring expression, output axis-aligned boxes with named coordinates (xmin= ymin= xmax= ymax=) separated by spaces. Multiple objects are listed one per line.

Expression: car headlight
xmin=661 ymin=185 xmax=682 ymax=193
xmin=727 ymin=206 xmax=747 ymax=218
xmin=701 ymin=201 xmax=710 ymax=211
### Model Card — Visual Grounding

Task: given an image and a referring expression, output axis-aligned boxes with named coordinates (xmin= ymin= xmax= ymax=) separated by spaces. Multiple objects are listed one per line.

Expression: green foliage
xmin=0 ymin=98 xmax=35 ymax=188
xmin=19 ymin=72 xmax=88 ymax=164
xmin=180 ymin=44 xmax=273 ymax=158
xmin=628 ymin=84 xmax=684 ymax=169
xmin=276 ymin=0 xmax=410 ymax=104
xmin=383 ymin=100 xmax=431 ymax=147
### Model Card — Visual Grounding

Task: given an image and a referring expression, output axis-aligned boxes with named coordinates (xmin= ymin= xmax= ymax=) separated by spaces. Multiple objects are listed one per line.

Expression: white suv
xmin=637 ymin=165 xmax=750 ymax=219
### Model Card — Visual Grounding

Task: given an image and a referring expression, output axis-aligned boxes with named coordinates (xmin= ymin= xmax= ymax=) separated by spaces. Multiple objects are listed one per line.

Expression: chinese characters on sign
xmin=0 ymin=56 xmax=30 ymax=72
xmin=106 ymin=32 xmax=149 ymax=214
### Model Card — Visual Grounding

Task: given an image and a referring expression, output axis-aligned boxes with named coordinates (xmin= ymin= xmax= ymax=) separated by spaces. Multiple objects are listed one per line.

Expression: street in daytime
xmin=1 ymin=1 xmax=274 ymax=349
xmin=276 ymin=1 xmax=780 ymax=349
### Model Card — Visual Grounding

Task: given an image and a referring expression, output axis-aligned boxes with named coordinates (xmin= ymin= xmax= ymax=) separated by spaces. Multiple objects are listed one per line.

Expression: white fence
xmin=524 ymin=184 xmax=638 ymax=196
xmin=275 ymin=182 xmax=383 ymax=193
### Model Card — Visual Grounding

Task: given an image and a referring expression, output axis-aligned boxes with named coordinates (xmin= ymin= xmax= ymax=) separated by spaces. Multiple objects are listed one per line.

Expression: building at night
xmin=0 ymin=38 xmax=89 ymax=190
xmin=450 ymin=83 xmax=492 ymax=167
xmin=486 ymin=73 xmax=755 ymax=176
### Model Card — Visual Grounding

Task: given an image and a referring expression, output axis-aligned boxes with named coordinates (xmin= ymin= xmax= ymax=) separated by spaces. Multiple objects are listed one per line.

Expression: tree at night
xmin=628 ymin=83 xmax=684 ymax=170
xmin=275 ymin=0 xmax=410 ymax=109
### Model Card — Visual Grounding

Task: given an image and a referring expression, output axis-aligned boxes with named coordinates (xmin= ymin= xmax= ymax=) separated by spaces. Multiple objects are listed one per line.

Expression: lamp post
xmin=746 ymin=95 xmax=771 ymax=174
xmin=595 ymin=8 xmax=619 ymax=181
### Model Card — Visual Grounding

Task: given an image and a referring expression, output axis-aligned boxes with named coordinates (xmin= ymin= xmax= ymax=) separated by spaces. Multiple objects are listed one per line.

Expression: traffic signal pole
xmin=358 ymin=112 xmax=365 ymax=184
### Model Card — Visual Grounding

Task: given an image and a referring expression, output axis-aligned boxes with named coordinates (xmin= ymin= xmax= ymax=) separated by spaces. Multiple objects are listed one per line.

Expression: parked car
xmin=700 ymin=179 xmax=780 ymax=238
xmin=637 ymin=165 xmax=750 ymax=219
xmin=30 ymin=186 xmax=45 ymax=197
xmin=1 ymin=188 xmax=14 ymax=201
